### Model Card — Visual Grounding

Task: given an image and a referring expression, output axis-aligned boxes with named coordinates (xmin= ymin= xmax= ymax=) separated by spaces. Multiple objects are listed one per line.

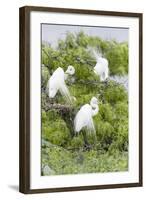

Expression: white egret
xmin=46 ymin=66 xmax=75 ymax=103
xmin=92 ymin=49 xmax=109 ymax=82
xmin=74 ymin=97 xmax=99 ymax=135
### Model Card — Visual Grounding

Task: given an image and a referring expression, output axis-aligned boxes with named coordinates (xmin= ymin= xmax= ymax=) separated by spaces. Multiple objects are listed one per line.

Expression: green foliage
xmin=42 ymin=140 xmax=128 ymax=174
xmin=41 ymin=31 xmax=129 ymax=175
xmin=99 ymin=103 xmax=115 ymax=123
xmin=67 ymin=135 xmax=84 ymax=149
xmin=95 ymin=121 xmax=114 ymax=150
xmin=103 ymin=82 xmax=128 ymax=104
xmin=106 ymin=42 xmax=128 ymax=75
xmin=42 ymin=110 xmax=71 ymax=146
xmin=41 ymin=65 xmax=50 ymax=88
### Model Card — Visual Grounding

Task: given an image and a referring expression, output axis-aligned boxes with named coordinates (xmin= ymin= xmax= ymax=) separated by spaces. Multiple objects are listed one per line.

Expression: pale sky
xmin=42 ymin=24 xmax=128 ymax=48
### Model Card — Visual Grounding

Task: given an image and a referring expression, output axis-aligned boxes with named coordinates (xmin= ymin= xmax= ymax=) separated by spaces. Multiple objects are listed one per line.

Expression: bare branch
xmin=43 ymin=103 xmax=73 ymax=112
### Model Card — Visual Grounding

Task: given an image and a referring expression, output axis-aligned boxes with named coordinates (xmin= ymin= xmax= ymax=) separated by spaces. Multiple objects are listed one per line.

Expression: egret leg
xmin=82 ymin=130 xmax=91 ymax=150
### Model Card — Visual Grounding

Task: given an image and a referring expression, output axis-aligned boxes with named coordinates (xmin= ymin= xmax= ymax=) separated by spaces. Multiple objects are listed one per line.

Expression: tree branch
xmin=42 ymin=102 xmax=73 ymax=112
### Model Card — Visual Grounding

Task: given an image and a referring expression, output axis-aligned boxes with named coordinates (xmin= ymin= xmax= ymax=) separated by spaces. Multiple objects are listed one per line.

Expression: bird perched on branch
xmin=46 ymin=66 xmax=75 ymax=104
xmin=89 ymin=48 xmax=109 ymax=82
xmin=74 ymin=97 xmax=99 ymax=135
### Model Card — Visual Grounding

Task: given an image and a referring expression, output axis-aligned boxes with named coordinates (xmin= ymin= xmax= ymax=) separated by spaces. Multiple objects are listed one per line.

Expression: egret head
xmin=65 ymin=65 xmax=75 ymax=75
xmin=90 ymin=97 xmax=98 ymax=107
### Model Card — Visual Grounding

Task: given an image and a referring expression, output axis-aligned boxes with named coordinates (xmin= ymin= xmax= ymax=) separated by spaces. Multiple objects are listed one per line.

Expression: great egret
xmin=74 ymin=97 xmax=99 ymax=135
xmin=91 ymin=49 xmax=109 ymax=82
xmin=47 ymin=66 xmax=75 ymax=103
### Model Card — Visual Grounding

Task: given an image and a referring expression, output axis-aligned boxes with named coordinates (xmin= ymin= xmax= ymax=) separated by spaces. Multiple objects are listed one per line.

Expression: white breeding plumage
xmin=47 ymin=66 xmax=75 ymax=103
xmin=92 ymin=49 xmax=109 ymax=82
xmin=74 ymin=97 xmax=99 ymax=135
